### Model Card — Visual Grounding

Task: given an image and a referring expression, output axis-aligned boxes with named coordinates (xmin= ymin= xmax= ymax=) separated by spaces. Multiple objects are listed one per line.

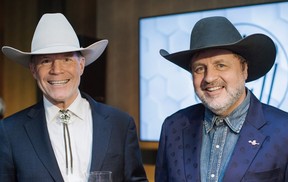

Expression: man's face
xmin=191 ymin=49 xmax=248 ymax=116
xmin=29 ymin=52 xmax=85 ymax=109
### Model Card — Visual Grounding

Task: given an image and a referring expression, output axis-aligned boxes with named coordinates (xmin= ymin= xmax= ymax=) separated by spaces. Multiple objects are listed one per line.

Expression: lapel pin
xmin=248 ymin=140 xmax=260 ymax=146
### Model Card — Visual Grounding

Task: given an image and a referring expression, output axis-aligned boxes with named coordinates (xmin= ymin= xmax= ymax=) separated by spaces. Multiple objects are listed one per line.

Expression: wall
xmin=1 ymin=0 xmax=38 ymax=117
xmin=0 ymin=0 xmax=3 ymax=98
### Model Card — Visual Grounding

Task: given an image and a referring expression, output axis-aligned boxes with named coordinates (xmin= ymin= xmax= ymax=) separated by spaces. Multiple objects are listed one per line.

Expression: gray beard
xmin=197 ymin=86 xmax=245 ymax=116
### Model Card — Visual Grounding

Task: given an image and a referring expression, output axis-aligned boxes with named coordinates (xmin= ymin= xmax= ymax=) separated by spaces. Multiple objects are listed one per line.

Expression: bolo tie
xmin=59 ymin=110 xmax=73 ymax=174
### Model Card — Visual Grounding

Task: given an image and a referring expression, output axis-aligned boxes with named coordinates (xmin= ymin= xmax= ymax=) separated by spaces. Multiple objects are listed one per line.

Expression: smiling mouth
xmin=205 ymin=86 xmax=223 ymax=92
xmin=48 ymin=79 xmax=69 ymax=85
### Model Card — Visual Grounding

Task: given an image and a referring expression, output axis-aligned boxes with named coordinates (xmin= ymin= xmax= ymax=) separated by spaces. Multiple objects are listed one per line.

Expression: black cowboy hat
xmin=160 ymin=16 xmax=276 ymax=82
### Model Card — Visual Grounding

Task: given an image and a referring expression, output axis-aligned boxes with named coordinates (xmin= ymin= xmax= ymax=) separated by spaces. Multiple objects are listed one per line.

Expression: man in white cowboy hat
xmin=155 ymin=16 xmax=288 ymax=182
xmin=0 ymin=13 xmax=147 ymax=182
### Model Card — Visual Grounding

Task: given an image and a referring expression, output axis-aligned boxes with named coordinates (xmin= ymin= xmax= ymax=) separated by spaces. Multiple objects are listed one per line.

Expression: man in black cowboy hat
xmin=0 ymin=13 xmax=147 ymax=182
xmin=155 ymin=16 xmax=288 ymax=182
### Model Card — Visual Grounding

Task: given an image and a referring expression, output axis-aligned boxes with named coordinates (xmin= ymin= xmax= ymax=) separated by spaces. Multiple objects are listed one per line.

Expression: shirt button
xmin=215 ymin=145 xmax=220 ymax=148
xmin=211 ymin=174 xmax=215 ymax=178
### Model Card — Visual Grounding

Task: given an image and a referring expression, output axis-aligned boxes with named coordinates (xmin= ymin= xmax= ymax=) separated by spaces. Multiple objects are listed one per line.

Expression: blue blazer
xmin=0 ymin=93 xmax=147 ymax=182
xmin=155 ymin=92 xmax=288 ymax=182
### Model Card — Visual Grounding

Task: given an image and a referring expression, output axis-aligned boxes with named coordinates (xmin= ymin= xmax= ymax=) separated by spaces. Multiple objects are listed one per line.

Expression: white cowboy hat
xmin=1 ymin=13 xmax=108 ymax=68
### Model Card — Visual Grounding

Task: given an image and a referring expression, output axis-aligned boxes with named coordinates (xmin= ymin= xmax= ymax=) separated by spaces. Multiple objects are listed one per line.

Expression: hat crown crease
xmin=31 ymin=13 xmax=80 ymax=53
xmin=190 ymin=17 xmax=242 ymax=50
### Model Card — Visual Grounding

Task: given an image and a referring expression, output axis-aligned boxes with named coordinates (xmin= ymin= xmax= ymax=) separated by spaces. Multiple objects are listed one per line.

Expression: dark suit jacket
xmin=155 ymin=92 xmax=288 ymax=182
xmin=0 ymin=93 xmax=147 ymax=182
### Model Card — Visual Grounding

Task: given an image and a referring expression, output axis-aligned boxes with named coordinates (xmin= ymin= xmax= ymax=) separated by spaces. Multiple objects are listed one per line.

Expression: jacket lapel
xmin=83 ymin=94 xmax=112 ymax=171
xmin=24 ymin=102 xmax=64 ymax=181
xmin=183 ymin=105 xmax=205 ymax=181
xmin=223 ymin=93 xmax=268 ymax=181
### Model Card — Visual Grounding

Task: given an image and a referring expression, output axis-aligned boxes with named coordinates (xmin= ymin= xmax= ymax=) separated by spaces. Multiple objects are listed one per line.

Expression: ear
xmin=79 ymin=57 xmax=85 ymax=76
xmin=29 ymin=62 xmax=37 ymax=79
xmin=243 ymin=62 xmax=248 ymax=80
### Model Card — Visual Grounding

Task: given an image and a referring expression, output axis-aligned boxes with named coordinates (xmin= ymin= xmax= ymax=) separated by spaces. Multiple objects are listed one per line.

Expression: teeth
xmin=207 ymin=86 xmax=221 ymax=91
xmin=49 ymin=80 xmax=68 ymax=85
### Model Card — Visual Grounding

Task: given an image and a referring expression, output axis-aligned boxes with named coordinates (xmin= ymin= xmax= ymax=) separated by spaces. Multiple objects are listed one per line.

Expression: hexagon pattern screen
xmin=139 ymin=1 xmax=288 ymax=141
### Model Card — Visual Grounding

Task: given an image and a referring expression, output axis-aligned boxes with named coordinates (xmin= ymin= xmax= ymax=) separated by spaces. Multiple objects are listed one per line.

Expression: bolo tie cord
xmin=59 ymin=110 xmax=73 ymax=175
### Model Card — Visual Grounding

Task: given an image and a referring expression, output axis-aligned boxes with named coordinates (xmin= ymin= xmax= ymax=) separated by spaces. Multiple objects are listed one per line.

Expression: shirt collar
xmin=44 ymin=91 xmax=86 ymax=123
xmin=204 ymin=90 xmax=251 ymax=134
xmin=67 ymin=93 xmax=86 ymax=120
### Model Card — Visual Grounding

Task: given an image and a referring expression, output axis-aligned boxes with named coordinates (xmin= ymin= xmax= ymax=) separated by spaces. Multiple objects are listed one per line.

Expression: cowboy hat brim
xmin=2 ymin=39 xmax=108 ymax=68
xmin=160 ymin=34 xmax=276 ymax=82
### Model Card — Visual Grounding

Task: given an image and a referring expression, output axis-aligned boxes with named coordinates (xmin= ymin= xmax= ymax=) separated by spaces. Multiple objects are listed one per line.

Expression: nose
xmin=50 ymin=60 xmax=63 ymax=74
xmin=203 ymin=67 xmax=218 ymax=83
